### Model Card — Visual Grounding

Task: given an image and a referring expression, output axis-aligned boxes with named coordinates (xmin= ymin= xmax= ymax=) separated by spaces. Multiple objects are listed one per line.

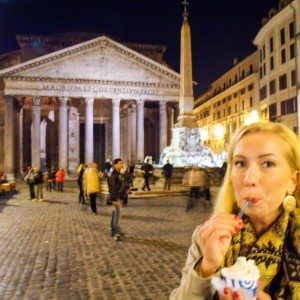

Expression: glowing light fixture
xmin=200 ymin=128 xmax=208 ymax=141
xmin=214 ymin=124 xmax=224 ymax=140
xmin=244 ymin=110 xmax=259 ymax=125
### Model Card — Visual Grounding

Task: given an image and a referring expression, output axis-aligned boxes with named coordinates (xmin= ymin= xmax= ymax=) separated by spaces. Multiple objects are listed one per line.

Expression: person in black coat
xmin=108 ymin=158 xmax=127 ymax=241
xmin=162 ymin=160 xmax=173 ymax=190
xmin=141 ymin=159 xmax=154 ymax=191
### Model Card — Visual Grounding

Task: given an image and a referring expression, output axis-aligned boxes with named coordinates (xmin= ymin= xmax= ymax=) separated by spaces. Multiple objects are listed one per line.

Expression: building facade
xmin=194 ymin=0 xmax=300 ymax=152
xmin=194 ymin=52 xmax=262 ymax=153
xmin=0 ymin=34 xmax=180 ymax=177
xmin=254 ymin=0 xmax=300 ymax=131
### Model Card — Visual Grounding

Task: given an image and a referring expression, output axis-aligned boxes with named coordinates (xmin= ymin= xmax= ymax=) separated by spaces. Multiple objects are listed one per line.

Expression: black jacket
xmin=108 ymin=169 xmax=125 ymax=201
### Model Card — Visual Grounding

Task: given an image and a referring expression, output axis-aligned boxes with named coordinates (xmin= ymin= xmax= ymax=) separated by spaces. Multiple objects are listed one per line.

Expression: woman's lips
xmin=244 ymin=197 xmax=260 ymax=204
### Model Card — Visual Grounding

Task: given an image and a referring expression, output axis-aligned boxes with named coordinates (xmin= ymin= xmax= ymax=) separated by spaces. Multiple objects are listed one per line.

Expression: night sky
xmin=0 ymin=0 xmax=278 ymax=95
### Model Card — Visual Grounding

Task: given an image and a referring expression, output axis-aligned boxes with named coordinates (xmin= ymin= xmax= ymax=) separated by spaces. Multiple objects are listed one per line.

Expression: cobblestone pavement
xmin=0 ymin=182 xmax=212 ymax=300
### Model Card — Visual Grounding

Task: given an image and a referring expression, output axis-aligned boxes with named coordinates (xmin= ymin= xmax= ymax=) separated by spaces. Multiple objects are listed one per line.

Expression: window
xmin=228 ymin=106 xmax=231 ymax=115
xmin=269 ymin=103 xmax=277 ymax=120
xmin=235 ymin=104 xmax=238 ymax=113
xmin=217 ymin=111 xmax=220 ymax=119
xmin=263 ymin=45 xmax=266 ymax=59
xmin=269 ymin=37 xmax=274 ymax=52
xmin=242 ymin=100 xmax=244 ymax=110
xmin=290 ymin=44 xmax=295 ymax=59
xmin=259 ymin=67 xmax=263 ymax=79
xmin=260 ymin=85 xmax=267 ymax=100
xmin=291 ymin=70 xmax=296 ymax=86
xmin=249 ymin=97 xmax=253 ymax=107
xmin=234 ymin=92 xmax=238 ymax=98
xmin=228 ymin=95 xmax=232 ymax=101
xmin=279 ymin=74 xmax=287 ymax=90
xmin=259 ymin=49 xmax=262 ymax=63
xmin=281 ymin=49 xmax=286 ymax=64
xmin=235 ymin=75 xmax=238 ymax=83
xmin=222 ymin=98 xmax=226 ymax=104
xmin=281 ymin=98 xmax=297 ymax=115
xmin=280 ymin=28 xmax=285 ymax=45
xmin=241 ymin=88 xmax=245 ymax=95
xmin=241 ymin=70 xmax=245 ymax=79
xmin=249 ymin=64 xmax=253 ymax=74
xmin=270 ymin=56 xmax=274 ymax=71
xmin=289 ymin=22 xmax=294 ymax=39
xmin=223 ymin=109 xmax=226 ymax=117
xmin=269 ymin=79 xmax=276 ymax=95
xmin=248 ymin=84 xmax=253 ymax=91
xmin=263 ymin=64 xmax=266 ymax=76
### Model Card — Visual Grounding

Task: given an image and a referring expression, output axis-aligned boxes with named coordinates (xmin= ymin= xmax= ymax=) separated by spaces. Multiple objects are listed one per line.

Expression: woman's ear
xmin=290 ymin=170 xmax=299 ymax=194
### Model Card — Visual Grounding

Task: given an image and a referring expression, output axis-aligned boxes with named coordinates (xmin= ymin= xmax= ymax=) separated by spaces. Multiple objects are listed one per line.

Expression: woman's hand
xmin=198 ymin=213 xmax=244 ymax=277
xmin=217 ymin=279 xmax=271 ymax=299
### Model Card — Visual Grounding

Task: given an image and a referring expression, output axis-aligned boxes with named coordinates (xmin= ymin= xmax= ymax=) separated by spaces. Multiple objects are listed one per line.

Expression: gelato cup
xmin=212 ymin=257 xmax=260 ymax=300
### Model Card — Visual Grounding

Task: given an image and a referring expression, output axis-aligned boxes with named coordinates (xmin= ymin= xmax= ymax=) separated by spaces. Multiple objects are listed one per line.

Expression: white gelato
xmin=221 ymin=257 xmax=260 ymax=280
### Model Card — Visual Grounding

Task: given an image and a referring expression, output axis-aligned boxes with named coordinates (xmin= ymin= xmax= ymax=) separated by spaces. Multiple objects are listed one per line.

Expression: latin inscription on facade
xmin=42 ymin=84 xmax=159 ymax=96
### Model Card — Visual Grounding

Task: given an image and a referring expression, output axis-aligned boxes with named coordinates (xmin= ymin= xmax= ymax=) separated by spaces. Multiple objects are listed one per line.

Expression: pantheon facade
xmin=0 ymin=33 xmax=180 ymax=177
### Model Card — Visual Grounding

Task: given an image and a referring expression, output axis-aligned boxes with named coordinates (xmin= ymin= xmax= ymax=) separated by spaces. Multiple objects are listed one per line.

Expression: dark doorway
xmin=94 ymin=123 xmax=105 ymax=169
xmin=80 ymin=123 xmax=105 ymax=169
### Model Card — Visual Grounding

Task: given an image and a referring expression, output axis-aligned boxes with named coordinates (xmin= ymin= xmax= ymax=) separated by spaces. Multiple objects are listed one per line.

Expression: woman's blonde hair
xmin=214 ymin=122 xmax=300 ymax=213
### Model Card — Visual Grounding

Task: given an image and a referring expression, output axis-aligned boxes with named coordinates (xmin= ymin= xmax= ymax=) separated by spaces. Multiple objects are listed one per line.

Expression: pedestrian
xmin=49 ymin=167 xmax=56 ymax=191
xmin=171 ymin=122 xmax=300 ymax=299
xmin=141 ymin=159 xmax=154 ymax=191
xmin=24 ymin=166 xmax=36 ymax=200
xmin=108 ymin=158 xmax=127 ymax=241
xmin=55 ymin=168 xmax=65 ymax=192
xmin=184 ymin=166 xmax=210 ymax=211
xmin=104 ymin=158 xmax=112 ymax=178
xmin=33 ymin=166 xmax=44 ymax=201
xmin=83 ymin=162 xmax=101 ymax=215
xmin=77 ymin=163 xmax=86 ymax=204
xmin=162 ymin=159 xmax=173 ymax=190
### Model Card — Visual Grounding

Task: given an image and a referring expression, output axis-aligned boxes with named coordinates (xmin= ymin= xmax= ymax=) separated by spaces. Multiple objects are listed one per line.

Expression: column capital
xmin=136 ymin=99 xmax=145 ymax=107
xmin=159 ymin=101 xmax=167 ymax=110
xmin=85 ymin=97 xmax=94 ymax=106
xmin=112 ymin=98 xmax=121 ymax=107
xmin=131 ymin=103 xmax=136 ymax=113
xmin=32 ymin=96 xmax=41 ymax=106
xmin=58 ymin=96 xmax=69 ymax=107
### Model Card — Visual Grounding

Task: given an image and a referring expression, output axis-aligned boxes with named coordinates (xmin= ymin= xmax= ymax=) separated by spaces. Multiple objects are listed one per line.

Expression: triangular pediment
xmin=0 ymin=36 xmax=180 ymax=86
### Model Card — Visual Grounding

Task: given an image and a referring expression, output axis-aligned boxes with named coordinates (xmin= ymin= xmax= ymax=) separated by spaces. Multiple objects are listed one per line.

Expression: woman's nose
xmin=243 ymin=165 xmax=258 ymax=186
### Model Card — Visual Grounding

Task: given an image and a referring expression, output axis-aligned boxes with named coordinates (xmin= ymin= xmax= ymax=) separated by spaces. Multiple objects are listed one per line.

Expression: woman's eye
xmin=261 ymin=161 xmax=275 ymax=168
xmin=234 ymin=160 xmax=246 ymax=168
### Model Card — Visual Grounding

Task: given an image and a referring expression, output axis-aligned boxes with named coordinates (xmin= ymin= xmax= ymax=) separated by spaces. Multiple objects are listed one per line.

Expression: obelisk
xmin=159 ymin=0 xmax=224 ymax=167
xmin=175 ymin=0 xmax=196 ymax=128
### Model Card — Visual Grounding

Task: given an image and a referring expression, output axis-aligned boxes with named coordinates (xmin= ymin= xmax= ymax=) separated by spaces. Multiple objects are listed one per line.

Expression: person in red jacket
xmin=55 ymin=168 xmax=65 ymax=192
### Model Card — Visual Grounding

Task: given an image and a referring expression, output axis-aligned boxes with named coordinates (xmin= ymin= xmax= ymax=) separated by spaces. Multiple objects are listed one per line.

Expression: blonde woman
xmin=171 ymin=122 xmax=300 ymax=299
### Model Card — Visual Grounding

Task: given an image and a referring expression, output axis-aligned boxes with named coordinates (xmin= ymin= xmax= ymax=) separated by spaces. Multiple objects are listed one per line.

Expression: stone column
xmin=112 ymin=98 xmax=121 ymax=159
xmin=136 ymin=99 xmax=144 ymax=162
xmin=131 ymin=104 xmax=137 ymax=163
xmin=170 ymin=107 xmax=175 ymax=129
xmin=4 ymin=95 xmax=15 ymax=177
xmin=58 ymin=97 xmax=69 ymax=171
xmin=126 ymin=107 xmax=132 ymax=164
xmin=159 ymin=101 xmax=167 ymax=154
xmin=19 ymin=107 xmax=24 ymax=175
xmin=85 ymin=98 xmax=94 ymax=163
xmin=31 ymin=96 xmax=41 ymax=168
xmin=168 ymin=107 xmax=175 ymax=144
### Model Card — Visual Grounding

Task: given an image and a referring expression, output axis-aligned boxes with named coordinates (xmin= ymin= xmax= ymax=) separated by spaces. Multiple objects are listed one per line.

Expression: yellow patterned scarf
xmin=224 ymin=208 xmax=300 ymax=299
